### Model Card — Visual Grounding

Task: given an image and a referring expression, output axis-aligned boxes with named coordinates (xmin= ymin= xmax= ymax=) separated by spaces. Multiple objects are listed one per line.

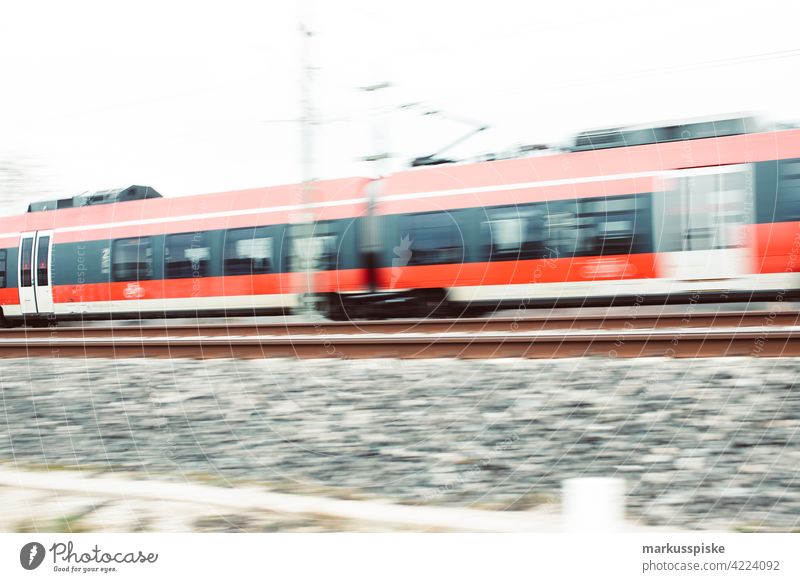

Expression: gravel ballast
xmin=1 ymin=356 xmax=798 ymax=531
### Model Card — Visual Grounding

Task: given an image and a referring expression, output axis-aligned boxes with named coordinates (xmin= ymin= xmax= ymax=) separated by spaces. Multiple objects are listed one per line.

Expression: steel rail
xmin=1 ymin=326 xmax=798 ymax=359
xmin=0 ymin=309 xmax=797 ymax=338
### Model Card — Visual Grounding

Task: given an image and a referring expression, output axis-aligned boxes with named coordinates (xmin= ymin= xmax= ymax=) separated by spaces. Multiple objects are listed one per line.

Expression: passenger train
xmin=1 ymin=115 xmax=799 ymax=325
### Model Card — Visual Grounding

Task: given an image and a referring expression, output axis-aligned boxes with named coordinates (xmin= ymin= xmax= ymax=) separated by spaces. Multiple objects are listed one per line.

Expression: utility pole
xmin=359 ymin=81 xmax=391 ymax=293
xmin=298 ymin=0 xmax=316 ymax=315
xmin=359 ymin=81 xmax=392 ymax=174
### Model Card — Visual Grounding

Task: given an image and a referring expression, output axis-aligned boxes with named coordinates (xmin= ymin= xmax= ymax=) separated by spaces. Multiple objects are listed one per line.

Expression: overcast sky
xmin=1 ymin=0 xmax=799 ymax=210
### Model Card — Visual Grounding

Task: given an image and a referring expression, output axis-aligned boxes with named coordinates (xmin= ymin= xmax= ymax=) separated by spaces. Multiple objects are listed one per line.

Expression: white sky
xmin=1 ymin=0 xmax=799 ymax=209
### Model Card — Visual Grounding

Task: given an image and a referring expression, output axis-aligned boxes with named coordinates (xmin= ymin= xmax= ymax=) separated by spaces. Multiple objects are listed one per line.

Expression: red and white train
xmin=1 ymin=115 xmax=799 ymax=325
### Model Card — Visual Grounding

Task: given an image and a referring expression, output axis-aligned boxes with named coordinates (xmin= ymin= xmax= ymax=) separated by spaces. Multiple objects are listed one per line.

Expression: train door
xmin=655 ymin=164 xmax=752 ymax=280
xmin=18 ymin=230 xmax=54 ymax=316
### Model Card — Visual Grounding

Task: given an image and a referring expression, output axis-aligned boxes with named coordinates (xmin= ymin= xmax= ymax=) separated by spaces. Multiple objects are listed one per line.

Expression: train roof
xmin=27 ymin=185 xmax=162 ymax=213
xmin=445 ymin=114 xmax=768 ymax=166
xmin=568 ymin=114 xmax=759 ymax=153
xmin=0 ymin=177 xmax=371 ymax=244
xmin=6 ymin=117 xmax=800 ymax=241
xmin=377 ymin=126 xmax=800 ymax=216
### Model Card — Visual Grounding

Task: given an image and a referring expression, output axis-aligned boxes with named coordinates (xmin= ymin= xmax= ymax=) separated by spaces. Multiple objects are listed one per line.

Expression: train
xmin=1 ymin=114 xmax=800 ymax=326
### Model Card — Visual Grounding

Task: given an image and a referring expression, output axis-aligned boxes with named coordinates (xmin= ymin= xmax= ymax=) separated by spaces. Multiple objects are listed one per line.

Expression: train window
xmin=659 ymin=168 xmax=750 ymax=251
xmin=36 ymin=236 xmax=50 ymax=286
xmin=682 ymin=175 xmax=717 ymax=251
xmin=481 ymin=207 xmax=547 ymax=261
xmin=577 ymin=196 xmax=641 ymax=255
xmin=112 ymin=237 xmax=153 ymax=282
xmin=483 ymin=217 xmax=524 ymax=257
xmin=291 ymin=234 xmax=338 ymax=271
xmin=778 ymin=159 xmax=800 ymax=222
xmin=165 ymin=232 xmax=211 ymax=278
xmin=0 ymin=250 xmax=6 ymax=287
xmin=679 ymin=172 xmax=747 ymax=251
xmin=716 ymin=172 xmax=749 ymax=248
xmin=543 ymin=205 xmax=580 ymax=258
xmin=400 ymin=212 xmax=462 ymax=266
xmin=20 ymin=238 xmax=33 ymax=287
xmin=224 ymin=227 xmax=273 ymax=275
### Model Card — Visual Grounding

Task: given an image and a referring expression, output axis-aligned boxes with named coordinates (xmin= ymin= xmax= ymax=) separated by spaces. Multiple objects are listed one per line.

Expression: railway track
xmin=0 ymin=310 xmax=798 ymax=358
xmin=1 ymin=308 xmax=797 ymax=337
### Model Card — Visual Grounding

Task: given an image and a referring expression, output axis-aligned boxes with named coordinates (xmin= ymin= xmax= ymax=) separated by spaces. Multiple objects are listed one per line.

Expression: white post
xmin=562 ymin=477 xmax=626 ymax=532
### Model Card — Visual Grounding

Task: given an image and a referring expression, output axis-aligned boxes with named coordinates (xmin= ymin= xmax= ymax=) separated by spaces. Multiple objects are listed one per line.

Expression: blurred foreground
xmin=1 ymin=356 xmax=798 ymax=531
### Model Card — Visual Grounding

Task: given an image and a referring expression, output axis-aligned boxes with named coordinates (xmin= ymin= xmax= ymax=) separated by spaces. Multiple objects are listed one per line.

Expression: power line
xmin=552 ymin=47 xmax=800 ymax=90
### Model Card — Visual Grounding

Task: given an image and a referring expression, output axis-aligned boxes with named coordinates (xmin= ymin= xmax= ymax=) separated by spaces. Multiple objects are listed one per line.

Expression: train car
xmin=2 ymin=115 xmax=799 ymax=325
xmin=0 ymin=179 xmax=370 ymax=326
xmin=363 ymin=116 xmax=800 ymax=316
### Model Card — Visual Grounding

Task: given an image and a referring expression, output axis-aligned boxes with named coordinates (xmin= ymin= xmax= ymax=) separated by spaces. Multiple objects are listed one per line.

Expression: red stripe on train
xmin=49 ymin=269 xmax=369 ymax=305
xmin=0 ymin=287 xmax=19 ymax=306
xmin=376 ymin=253 xmax=658 ymax=289
xmin=752 ymin=221 xmax=800 ymax=274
